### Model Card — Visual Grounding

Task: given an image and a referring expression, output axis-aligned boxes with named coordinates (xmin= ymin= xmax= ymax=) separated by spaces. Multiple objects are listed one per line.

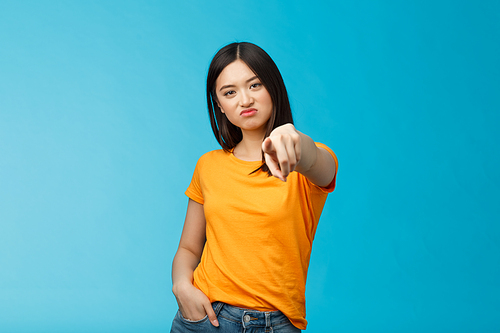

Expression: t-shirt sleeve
xmin=185 ymin=157 xmax=204 ymax=204
xmin=314 ymin=142 xmax=338 ymax=193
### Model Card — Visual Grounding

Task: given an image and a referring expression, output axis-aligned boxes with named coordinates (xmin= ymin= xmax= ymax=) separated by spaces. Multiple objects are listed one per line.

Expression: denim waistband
xmin=215 ymin=302 xmax=292 ymax=329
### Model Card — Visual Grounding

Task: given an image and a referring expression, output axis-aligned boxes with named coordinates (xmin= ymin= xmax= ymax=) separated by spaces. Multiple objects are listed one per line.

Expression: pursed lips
xmin=240 ymin=108 xmax=257 ymax=116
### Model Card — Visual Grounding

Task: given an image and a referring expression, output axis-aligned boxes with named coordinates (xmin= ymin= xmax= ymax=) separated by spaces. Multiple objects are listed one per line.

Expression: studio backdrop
xmin=0 ymin=1 xmax=498 ymax=332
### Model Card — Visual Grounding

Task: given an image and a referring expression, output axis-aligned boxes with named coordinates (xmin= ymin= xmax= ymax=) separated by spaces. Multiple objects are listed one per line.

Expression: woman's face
xmin=215 ymin=60 xmax=273 ymax=136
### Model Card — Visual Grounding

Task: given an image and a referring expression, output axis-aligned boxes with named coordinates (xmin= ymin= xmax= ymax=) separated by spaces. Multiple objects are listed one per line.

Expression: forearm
xmin=295 ymin=131 xmax=318 ymax=174
xmin=172 ymin=247 xmax=202 ymax=295
xmin=296 ymin=131 xmax=336 ymax=187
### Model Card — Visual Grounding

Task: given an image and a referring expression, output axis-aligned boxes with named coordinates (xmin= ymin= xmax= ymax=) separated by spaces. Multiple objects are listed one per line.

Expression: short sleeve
xmin=185 ymin=157 xmax=204 ymax=204
xmin=314 ymin=142 xmax=338 ymax=193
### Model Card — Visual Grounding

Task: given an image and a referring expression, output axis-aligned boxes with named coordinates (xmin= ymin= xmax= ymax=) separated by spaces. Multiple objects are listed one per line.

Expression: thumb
xmin=204 ymin=302 xmax=219 ymax=327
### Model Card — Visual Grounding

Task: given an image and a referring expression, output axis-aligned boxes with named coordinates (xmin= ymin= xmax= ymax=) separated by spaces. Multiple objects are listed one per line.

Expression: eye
xmin=224 ymin=90 xmax=236 ymax=96
xmin=250 ymin=83 xmax=262 ymax=89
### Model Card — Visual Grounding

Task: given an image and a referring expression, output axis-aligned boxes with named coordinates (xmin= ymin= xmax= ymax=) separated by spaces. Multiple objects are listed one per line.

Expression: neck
xmin=233 ymin=129 xmax=266 ymax=161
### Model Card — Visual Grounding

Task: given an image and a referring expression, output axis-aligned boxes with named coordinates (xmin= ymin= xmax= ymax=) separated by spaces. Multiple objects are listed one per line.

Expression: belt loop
xmin=265 ymin=312 xmax=271 ymax=327
xmin=214 ymin=302 xmax=224 ymax=316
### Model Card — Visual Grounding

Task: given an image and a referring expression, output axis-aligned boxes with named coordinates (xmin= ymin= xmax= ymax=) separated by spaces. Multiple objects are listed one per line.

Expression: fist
xmin=262 ymin=123 xmax=301 ymax=181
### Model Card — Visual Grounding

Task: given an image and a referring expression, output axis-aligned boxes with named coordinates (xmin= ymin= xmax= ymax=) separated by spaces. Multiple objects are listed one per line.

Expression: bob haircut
xmin=206 ymin=42 xmax=293 ymax=174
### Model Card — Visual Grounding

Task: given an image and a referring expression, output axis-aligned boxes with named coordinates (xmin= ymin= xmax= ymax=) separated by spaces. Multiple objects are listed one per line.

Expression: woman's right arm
xmin=172 ymin=199 xmax=219 ymax=327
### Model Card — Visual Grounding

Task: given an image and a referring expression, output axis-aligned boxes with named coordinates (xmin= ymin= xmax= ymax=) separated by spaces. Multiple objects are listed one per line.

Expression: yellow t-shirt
xmin=185 ymin=143 xmax=338 ymax=330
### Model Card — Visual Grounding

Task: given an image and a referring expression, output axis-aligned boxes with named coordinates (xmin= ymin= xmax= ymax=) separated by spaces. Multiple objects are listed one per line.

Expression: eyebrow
xmin=219 ymin=75 xmax=259 ymax=92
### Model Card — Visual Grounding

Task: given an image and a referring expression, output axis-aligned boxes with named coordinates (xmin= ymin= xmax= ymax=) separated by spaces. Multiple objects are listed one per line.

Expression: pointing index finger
xmin=262 ymin=137 xmax=274 ymax=154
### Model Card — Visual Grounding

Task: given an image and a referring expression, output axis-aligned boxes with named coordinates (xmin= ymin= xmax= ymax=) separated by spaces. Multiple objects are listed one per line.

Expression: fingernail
xmin=212 ymin=319 xmax=219 ymax=327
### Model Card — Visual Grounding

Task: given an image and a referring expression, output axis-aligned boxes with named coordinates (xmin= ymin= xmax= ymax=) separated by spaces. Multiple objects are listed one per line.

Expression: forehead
xmin=216 ymin=60 xmax=256 ymax=87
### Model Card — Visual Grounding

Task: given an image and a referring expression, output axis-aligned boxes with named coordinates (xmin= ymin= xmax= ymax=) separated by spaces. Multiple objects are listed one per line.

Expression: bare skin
xmin=171 ymin=60 xmax=337 ymax=327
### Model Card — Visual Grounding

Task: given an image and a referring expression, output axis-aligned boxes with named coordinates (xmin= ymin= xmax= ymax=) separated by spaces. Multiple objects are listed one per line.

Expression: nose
xmin=239 ymin=91 xmax=254 ymax=107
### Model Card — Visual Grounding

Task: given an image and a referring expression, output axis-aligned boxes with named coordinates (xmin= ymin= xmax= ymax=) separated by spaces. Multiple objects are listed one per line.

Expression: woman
xmin=170 ymin=42 xmax=338 ymax=332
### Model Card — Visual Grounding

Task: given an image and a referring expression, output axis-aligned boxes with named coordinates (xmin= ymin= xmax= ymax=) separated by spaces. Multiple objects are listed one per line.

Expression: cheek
xmin=218 ymin=100 xmax=230 ymax=113
xmin=215 ymin=95 xmax=227 ymax=112
xmin=262 ymin=91 xmax=273 ymax=110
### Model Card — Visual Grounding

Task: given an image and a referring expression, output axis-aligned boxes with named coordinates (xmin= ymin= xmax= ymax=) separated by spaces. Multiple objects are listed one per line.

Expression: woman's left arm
xmin=262 ymin=123 xmax=337 ymax=187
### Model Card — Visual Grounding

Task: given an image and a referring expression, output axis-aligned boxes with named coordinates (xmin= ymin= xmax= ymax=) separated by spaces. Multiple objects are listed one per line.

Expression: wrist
xmin=172 ymin=279 xmax=193 ymax=296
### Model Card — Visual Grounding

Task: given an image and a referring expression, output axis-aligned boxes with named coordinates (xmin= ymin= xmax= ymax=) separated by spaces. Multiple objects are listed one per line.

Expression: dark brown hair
xmin=206 ymin=42 xmax=293 ymax=174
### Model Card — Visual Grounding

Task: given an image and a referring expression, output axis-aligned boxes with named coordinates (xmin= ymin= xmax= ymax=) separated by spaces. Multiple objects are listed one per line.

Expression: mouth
xmin=240 ymin=108 xmax=257 ymax=117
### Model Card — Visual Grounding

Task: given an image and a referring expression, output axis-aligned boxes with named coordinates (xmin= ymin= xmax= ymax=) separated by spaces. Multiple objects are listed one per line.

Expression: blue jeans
xmin=170 ymin=302 xmax=301 ymax=333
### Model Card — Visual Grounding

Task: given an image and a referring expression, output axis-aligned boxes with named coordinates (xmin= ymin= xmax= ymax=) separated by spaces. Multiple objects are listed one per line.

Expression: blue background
xmin=1 ymin=1 xmax=499 ymax=332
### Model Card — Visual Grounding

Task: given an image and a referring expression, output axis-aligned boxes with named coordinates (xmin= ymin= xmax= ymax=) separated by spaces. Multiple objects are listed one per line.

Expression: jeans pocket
xmin=177 ymin=309 xmax=209 ymax=324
